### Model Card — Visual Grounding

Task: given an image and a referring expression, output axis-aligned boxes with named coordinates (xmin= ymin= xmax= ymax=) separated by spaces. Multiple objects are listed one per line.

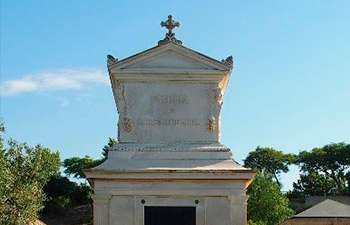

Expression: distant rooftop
xmin=294 ymin=199 xmax=350 ymax=218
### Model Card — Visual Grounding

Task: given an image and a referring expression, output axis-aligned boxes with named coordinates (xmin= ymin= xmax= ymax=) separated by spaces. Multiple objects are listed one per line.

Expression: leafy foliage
xmin=296 ymin=142 xmax=350 ymax=195
xmin=102 ymin=137 xmax=117 ymax=158
xmin=247 ymin=220 xmax=267 ymax=225
xmin=43 ymin=175 xmax=92 ymax=216
xmin=247 ymin=172 xmax=294 ymax=225
xmin=0 ymin=125 xmax=61 ymax=225
xmin=0 ymin=119 xmax=5 ymax=149
xmin=63 ymin=156 xmax=104 ymax=179
xmin=291 ymin=172 xmax=338 ymax=197
xmin=63 ymin=137 xmax=117 ymax=179
xmin=48 ymin=138 xmax=117 ymax=217
xmin=244 ymin=147 xmax=296 ymax=186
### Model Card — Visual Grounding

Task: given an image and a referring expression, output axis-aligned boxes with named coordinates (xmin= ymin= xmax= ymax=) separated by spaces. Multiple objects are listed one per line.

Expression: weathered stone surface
xmin=116 ymin=82 xmax=222 ymax=143
xmin=109 ymin=42 xmax=232 ymax=145
xmin=85 ymin=17 xmax=254 ymax=225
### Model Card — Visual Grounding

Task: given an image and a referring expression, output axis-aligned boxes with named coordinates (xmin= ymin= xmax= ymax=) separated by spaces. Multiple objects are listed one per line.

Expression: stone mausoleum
xmin=85 ymin=15 xmax=254 ymax=225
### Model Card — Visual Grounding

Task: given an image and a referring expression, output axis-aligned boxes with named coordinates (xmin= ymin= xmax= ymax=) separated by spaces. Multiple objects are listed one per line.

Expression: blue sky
xmin=1 ymin=0 xmax=349 ymax=191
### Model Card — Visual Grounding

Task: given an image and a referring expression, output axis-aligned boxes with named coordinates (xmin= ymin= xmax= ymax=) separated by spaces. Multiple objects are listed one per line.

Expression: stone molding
xmin=109 ymin=42 xmax=232 ymax=73
xmin=110 ymin=72 xmax=225 ymax=84
xmin=108 ymin=151 xmax=232 ymax=160
xmin=110 ymin=143 xmax=231 ymax=152
xmin=229 ymin=195 xmax=250 ymax=204
xmin=91 ymin=194 xmax=112 ymax=203
xmin=85 ymin=168 xmax=255 ymax=181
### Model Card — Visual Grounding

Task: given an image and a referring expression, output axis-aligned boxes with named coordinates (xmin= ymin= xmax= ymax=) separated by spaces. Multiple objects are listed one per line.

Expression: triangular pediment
xmin=125 ymin=50 xmax=216 ymax=70
xmin=109 ymin=42 xmax=231 ymax=72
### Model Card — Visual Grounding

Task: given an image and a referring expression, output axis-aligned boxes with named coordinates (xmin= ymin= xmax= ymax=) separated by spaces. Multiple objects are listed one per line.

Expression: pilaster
xmin=92 ymin=194 xmax=112 ymax=225
xmin=229 ymin=195 xmax=249 ymax=225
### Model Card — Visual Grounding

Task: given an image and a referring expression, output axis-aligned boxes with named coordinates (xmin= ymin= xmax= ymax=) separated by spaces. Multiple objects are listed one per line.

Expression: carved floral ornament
xmin=221 ymin=56 xmax=233 ymax=68
xmin=107 ymin=54 xmax=118 ymax=66
xmin=124 ymin=118 xmax=133 ymax=132
xmin=207 ymin=117 xmax=216 ymax=133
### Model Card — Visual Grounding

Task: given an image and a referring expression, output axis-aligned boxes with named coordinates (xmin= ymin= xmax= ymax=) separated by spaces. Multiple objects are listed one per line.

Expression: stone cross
xmin=159 ymin=15 xmax=182 ymax=45
xmin=161 ymin=15 xmax=180 ymax=35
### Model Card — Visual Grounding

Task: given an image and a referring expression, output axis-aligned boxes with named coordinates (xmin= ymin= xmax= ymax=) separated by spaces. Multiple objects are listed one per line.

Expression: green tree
xmin=63 ymin=137 xmax=117 ymax=179
xmin=244 ymin=147 xmax=296 ymax=186
xmin=0 ymin=123 xmax=61 ymax=225
xmin=297 ymin=142 xmax=350 ymax=194
xmin=247 ymin=172 xmax=294 ymax=225
xmin=291 ymin=172 xmax=338 ymax=197
xmin=247 ymin=220 xmax=266 ymax=225
xmin=43 ymin=174 xmax=92 ymax=216
xmin=63 ymin=156 xmax=104 ymax=179
xmin=0 ymin=119 xmax=5 ymax=149
xmin=102 ymin=137 xmax=117 ymax=158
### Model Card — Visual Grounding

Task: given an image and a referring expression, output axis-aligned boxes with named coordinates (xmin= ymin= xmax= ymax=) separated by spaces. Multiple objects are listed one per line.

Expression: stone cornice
xmin=91 ymin=194 xmax=112 ymax=202
xmin=109 ymin=42 xmax=232 ymax=72
xmin=110 ymin=143 xmax=231 ymax=152
xmin=110 ymin=72 xmax=226 ymax=83
xmin=84 ymin=169 xmax=255 ymax=181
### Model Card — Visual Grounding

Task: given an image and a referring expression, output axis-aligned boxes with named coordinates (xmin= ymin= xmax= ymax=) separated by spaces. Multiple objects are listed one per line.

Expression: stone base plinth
xmin=85 ymin=144 xmax=254 ymax=225
xmin=87 ymin=177 xmax=252 ymax=225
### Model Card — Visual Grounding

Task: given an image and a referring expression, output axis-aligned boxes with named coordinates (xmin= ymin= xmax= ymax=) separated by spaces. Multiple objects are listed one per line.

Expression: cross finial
xmin=158 ymin=15 xmax=182 ymax=45
xmin=161 ymin=15 xmax=180 ymax=35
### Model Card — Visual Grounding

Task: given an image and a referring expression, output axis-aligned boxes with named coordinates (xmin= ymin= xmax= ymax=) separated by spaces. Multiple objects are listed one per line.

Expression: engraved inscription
xmin=136 ymin=94 xmax=202 ymax=128
xmin=163 ymin=108 xmax=175 ymax=114
xmin=151 ymin=95 xmax=188 ymax=104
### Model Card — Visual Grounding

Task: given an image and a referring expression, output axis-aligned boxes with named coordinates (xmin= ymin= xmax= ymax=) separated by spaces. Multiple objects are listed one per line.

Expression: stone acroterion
xmin=159 ymin=15 xmax=182 ymax=45
xmin=161 ymin=15 xmax=180 ymax=35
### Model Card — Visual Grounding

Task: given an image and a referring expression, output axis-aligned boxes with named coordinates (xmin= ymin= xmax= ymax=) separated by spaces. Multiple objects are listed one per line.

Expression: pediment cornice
xmin=108 ymin=42 xmax=233 ymax=72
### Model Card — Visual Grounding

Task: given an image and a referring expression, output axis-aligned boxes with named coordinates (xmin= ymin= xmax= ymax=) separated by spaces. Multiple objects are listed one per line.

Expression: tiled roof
xmin=294 ymin=199 xmax=350 ymax=218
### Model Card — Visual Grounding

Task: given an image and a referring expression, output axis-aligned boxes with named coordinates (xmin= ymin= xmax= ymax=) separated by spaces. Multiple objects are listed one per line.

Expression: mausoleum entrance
xmin=144 ymin=206 xmax=196 ymax=225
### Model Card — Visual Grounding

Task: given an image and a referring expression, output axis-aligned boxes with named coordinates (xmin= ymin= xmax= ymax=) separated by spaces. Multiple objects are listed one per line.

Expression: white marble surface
xmin=117 ymin=82 xmax=221 ymax=143
xmin=109 ymin=42 xmax=232 ymax=145
xmin=91 ymin=180 xmax=250 ymax=225
xmin=85 ymin=40 xmax=253 ymax=225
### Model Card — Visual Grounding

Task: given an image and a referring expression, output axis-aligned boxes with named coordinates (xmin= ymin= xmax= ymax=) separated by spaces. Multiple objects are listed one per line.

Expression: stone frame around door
xmin=135 ymin=196 xmax=204 ymax=225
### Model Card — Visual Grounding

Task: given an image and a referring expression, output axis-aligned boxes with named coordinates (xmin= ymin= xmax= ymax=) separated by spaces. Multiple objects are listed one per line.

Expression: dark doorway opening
xmin=144 ymin=206 xmax=196 ymax=225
